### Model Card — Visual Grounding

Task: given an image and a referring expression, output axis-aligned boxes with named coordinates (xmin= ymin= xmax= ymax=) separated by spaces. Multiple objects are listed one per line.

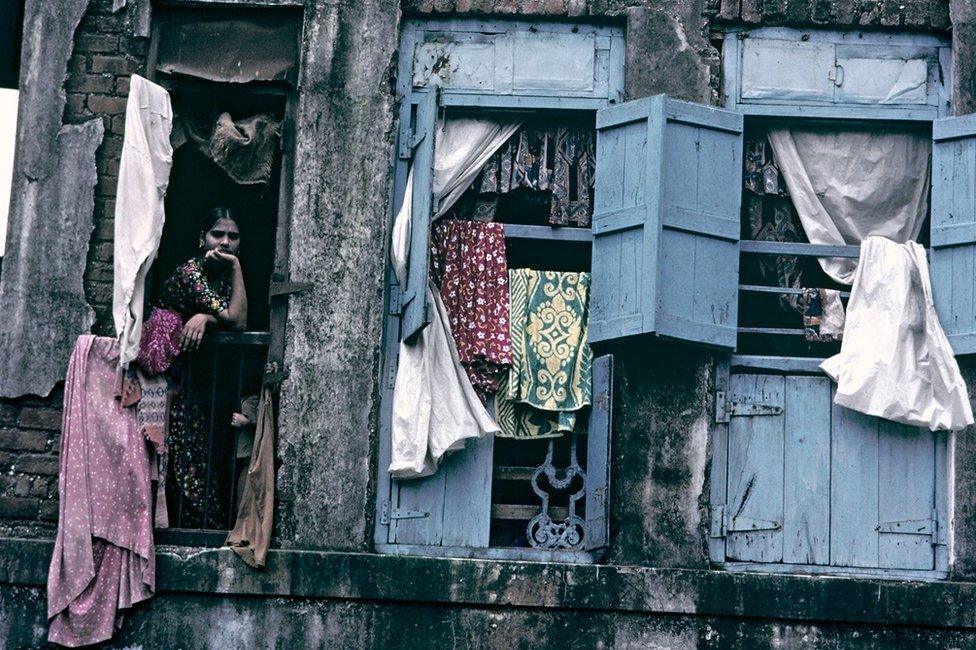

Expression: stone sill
xmin=3 ymin=537 xmax=975 ymax=630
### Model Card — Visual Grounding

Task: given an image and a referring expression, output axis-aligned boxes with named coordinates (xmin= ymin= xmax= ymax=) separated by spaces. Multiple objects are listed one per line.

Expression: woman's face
xmin=201 ymin=218 xmax=241 ymax=255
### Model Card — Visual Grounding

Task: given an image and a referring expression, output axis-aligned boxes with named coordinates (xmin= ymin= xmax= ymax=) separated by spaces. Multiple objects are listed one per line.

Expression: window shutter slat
xmin=725 ymin=374 xmax=785 ymax=563
xmin=400 ymin=89 xmax=438 ymax=342
xmin=584 ymin=354 xmax=613 ymax=551
xmin=590 ymin=95 xmax=742 ymax=349
xmin=932 ymin=115 xmax=976 ymax=354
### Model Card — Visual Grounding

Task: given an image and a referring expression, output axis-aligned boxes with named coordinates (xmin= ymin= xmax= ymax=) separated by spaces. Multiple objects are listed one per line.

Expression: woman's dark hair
xmin=199 ymin=206 xmax=240 ymax=235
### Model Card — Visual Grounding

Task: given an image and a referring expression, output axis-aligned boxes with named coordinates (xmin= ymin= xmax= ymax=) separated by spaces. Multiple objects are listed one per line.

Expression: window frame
xmin=710 ymin=27 xmax=953 ymax=580
xmin=144 ymin=8 xmax=302 ymax=545
xmin=374 ymin=18 xmax=624 ymax=563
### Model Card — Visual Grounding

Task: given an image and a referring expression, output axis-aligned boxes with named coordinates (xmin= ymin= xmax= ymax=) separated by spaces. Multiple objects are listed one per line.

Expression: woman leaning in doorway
xmin=155 ymin=207 xmax=249 ymax=528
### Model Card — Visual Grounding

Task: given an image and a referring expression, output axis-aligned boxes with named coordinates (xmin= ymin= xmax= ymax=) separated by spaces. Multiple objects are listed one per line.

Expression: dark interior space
xmin=0 ymin=0 xmax=24 ymax=89
xmin=149 ymin=84 xmax=285 ymax=332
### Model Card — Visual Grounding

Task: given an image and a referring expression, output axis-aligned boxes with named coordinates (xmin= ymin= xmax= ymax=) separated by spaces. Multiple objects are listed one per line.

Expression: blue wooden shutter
xmin=400 ymin=89 xmax=438 ymax=342
xmin=932 ymin=115 xmax=976 ymax=354
xmin=590 ymin=95 xmax=742 ymax=349
xmin=388 ymin=432 xmax=494 ymax=548
xmin=720 ymin=372 xmax=943 ymax=572
xmin=584 ymin=354 xmax=612 ymax=551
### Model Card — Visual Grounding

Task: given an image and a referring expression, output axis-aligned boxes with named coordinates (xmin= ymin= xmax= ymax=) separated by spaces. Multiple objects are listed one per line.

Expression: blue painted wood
xmin=725 ymin=374 xmax=785 ymax=563
xmin=503 ymin=224 xmax=592 ymax=242
xmin=877 ymin=419 xmax=935 ymax=571
xmin=439 ymin=431 xmax=494 ymax=548
xmin=590 ymin=95 xmax=742 ymax=349
xmin=829 ymin=401 xmax=880 ymax=568
xmin=725 ymin=27 xmax=949 ymax=120
xmin=441 ymin=94 xmax=609 ymax=111
xmin=720 ymin=371 xmax=943 ymax=572
xmin=399 ymin=89 xmax=438 ymax=342
xmin=708 ymin=361 xmax=731 ymax=563
xmin=729 ymin=355 xmax=826 ymax=374
xmin=584 ymin=355 xmax=613 ymax=551
xmin=404 ymin=19 xmax=624 ymax=103
xmin=932 ymin=117 xmax=976 ymax=354
xmin=739 ymin=240 xmax=861 ymax=257
xmin=782 ymin=376 xmax=830 ymax=565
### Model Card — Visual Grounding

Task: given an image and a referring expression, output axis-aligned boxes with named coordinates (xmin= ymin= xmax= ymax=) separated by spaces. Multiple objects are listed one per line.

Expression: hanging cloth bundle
xmin=821 ymin=237 xmax=973 ymax=431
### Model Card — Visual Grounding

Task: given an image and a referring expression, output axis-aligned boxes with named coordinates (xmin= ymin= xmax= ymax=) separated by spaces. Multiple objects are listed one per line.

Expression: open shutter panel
xmin=584 ymin=354 xmax=612 ymax=551
xmin=590 ymin=95 xmax=742 ymax=349
xmin=400 ymin=89 xmax=439 ymax=342
xmin=932 ymin=115 xmax=976 ymax=355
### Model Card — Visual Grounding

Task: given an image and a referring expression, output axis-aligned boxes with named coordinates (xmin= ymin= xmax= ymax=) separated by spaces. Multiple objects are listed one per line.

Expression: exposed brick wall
xmin=0 ymin=0 xmax=149 ymax=535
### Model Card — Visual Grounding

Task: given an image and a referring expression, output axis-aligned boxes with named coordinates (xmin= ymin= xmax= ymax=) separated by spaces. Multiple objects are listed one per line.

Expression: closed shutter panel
xmin=388 ymin=433 xmax=494 ymax=548
xmin=740 ymin=39 xmax=835 ymax=102
xmin=583 ymin=354 xmax=612 ymax=551
xmin=932 ymin=115 xmax=976 ymax=354
xmin=590 ymin=95 xmax=742 ymax=349
xmin=830 ymin=405 xmax=938 ymax=571
xmin=720 ymin=373 xmax=941 ymax=571
xmin=400 ymin=89 xmax=438 ymax=342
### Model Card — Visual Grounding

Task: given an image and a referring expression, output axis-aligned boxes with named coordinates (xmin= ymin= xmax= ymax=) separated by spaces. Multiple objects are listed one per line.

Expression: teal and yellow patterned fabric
xmin=496 ymin=269 xmax=592 ymax=439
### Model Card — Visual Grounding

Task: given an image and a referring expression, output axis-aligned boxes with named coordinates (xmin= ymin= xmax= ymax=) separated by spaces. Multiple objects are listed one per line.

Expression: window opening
xmin=735 ymin=118 xmax=933 ymax=359
xmin=147 ymin=73 xmax=290 ymax=537
xmin=386 ymin=108 xmax=608 ymax=554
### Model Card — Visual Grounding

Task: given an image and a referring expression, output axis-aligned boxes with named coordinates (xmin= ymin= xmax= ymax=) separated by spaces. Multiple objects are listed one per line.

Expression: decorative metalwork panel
xmin=527 ymin=433 xmax=586 ymax=550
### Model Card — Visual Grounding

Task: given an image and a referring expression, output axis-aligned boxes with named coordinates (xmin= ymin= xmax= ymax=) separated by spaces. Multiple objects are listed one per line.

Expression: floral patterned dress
xmin=156 ymin=256 xmax=233 ymax=528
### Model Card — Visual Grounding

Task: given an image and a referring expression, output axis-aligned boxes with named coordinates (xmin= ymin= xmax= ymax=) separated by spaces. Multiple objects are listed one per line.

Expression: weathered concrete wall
xmin=952 ymin=0 xmax=976 ymax=115
xmin=4 ymin=539 xmax=976 ymax=648
xmin=0 ymin=0 xmax=149 ymax=535
xmin=0 ymin=0 xmax=102 ymax=399
xmin=274 ymin=0 xmax=401 ymax=550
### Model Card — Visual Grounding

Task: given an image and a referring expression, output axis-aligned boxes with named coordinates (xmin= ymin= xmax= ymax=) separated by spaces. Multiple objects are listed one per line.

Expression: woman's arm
xmin=212 ymin=252 xmax=248 ymax=331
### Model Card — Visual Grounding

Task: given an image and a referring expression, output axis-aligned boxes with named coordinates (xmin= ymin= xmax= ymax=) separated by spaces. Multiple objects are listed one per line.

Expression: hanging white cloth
xmin=768 ymin=126 xmax=930 ymax=285
xmin=389 ymin=117 xmax=522 ymax=477
xmin=113 ymin=75 xmax=173 ymax=368
xmin=389 ymin=283 xmax=499 ymax=478
xmin=432 ymin=118 xmax=521 ymax=219
xmin=821 ymin=237 xmax=973 ymax=431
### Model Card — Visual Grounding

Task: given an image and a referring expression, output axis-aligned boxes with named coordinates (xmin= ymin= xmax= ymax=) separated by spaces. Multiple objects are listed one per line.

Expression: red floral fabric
xmin=137 ymin=307 xmax=183 ymax=375
xmin=430 ymin=219 xmax=512 ymax=395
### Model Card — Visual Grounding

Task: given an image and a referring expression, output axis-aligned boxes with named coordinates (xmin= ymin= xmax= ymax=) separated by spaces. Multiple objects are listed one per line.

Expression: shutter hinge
xmin=877 ymin=509 xmax=942 ymax=545
xmin=380 ymin=500 xmax=430 ymax=525
xmin=715 ymin=391 xmax=783 ymax=424
xmin=710 ymin=505 xmax=781 ymax=537
xmin=386 ymin=362 xmax=397 ymax=389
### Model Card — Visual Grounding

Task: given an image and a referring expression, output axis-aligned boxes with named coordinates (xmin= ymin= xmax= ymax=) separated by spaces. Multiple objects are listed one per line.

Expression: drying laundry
xmin=47 ymin=336 xmax=155 ymax=647
xmin=548 ymin=127 xmax=596 ymax=227
xmin=390 ymin=284 xmax=499 ymax=477
xmin=226 ymin=377 xmax=278 ymax=569
xmin=821 ymin=237 xmax=973 ymax=431
xmin=802 ymin=288 xmax=845 ymax=343
xmin=113 ymin=75 xmax=173 ymax=369
xmin=497 ymin=270 xmax=592 ymax=439
xmin=430 ymin=219 xmax=512 ymax=395
xmin=137 ymin=307 xmax=182 ymax=375
xmin=209 ymin=112 xmax=282 ymax=185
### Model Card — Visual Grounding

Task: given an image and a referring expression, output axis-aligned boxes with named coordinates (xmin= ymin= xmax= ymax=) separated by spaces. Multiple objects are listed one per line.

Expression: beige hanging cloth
xmin=225 ymin=366 xmax=280 ymax=568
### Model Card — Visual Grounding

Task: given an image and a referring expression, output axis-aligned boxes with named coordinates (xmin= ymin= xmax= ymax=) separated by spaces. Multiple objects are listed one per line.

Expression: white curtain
xmin=433 ymin=118 xmax=521 ymax=218
xmin=768 ymin=126 xmax=930 ymax=285
xmin=388 ymin=117 xmax=519 ymax=478
xmin=821 ymin=237 xmax=973 ymax=431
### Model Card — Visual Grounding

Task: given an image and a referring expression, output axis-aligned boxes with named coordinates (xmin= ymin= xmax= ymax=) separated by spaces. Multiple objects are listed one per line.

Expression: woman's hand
xmin=180 ymin=313 xmax=215 ymax=352
xmin=204 ymin=248 xmax=240 ymax=269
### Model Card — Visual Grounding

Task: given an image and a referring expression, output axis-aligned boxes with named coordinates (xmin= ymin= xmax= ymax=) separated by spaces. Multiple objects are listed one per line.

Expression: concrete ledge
xmin=4 ymin=538 xmax=976 ymax=630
